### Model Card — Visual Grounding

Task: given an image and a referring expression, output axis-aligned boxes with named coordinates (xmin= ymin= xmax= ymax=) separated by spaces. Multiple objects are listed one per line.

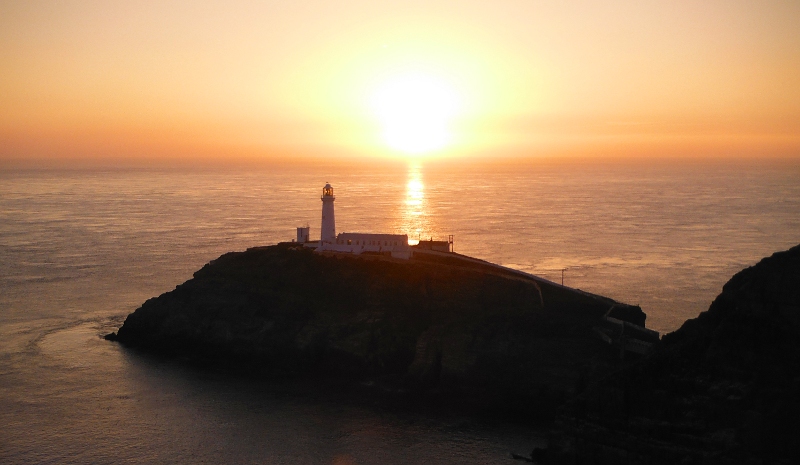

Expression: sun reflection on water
xmin=400 ymin=162 xmax=429 ymax=244
xmin=406 ymin=176 xmax=424 ymax=212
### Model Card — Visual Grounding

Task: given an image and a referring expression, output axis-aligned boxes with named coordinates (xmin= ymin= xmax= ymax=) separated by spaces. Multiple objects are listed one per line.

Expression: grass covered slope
xmin=112 ymin=243 xmax=646 ymax=411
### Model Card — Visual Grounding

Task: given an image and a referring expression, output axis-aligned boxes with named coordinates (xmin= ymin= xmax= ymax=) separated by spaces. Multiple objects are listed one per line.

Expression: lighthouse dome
xmin=322 ymin=183 xmax=334 ymax=197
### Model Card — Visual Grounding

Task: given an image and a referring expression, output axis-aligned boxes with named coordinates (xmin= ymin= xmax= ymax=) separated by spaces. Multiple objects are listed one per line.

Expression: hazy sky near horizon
xmin=2 ymin=0 xmax=799 ymax=162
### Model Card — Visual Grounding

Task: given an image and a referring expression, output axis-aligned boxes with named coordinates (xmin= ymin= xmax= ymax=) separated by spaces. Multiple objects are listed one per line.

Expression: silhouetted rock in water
xmin=112 ymin=243 xmax=648 ymax=416
xmin=550 ymin=244 xmax=800 ymax=464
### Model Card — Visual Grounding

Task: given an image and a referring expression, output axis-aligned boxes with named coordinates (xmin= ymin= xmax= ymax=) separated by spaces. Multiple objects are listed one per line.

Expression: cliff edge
xmin=550 ymin=244 xmax=800 ymax=464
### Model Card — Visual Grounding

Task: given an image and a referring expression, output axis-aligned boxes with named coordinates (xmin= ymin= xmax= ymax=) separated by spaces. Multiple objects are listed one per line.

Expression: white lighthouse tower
xmin=320 ymin=183 xmax=336 ymax=244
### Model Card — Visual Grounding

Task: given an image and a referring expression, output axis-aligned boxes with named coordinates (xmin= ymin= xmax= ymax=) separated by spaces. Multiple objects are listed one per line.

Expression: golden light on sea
xmin=399 ymin=162 xmax=429 ymax=243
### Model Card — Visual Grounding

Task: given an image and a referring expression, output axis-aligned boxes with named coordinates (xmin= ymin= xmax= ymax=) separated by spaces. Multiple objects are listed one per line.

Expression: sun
xmin=370 ymin=73 xmax=461 ymax=155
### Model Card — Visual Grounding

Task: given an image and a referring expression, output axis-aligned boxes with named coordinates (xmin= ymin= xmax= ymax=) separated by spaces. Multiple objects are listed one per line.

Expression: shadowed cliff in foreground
xmin=550 ymin=244 xmax=800 ymax=464
xmin=109 ymin=243 xmax=647 ymax=416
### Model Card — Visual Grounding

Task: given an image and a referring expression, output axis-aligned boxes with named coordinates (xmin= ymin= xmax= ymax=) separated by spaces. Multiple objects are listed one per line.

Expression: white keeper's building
xmin=296 ymin=183 xmax=412 ymax=259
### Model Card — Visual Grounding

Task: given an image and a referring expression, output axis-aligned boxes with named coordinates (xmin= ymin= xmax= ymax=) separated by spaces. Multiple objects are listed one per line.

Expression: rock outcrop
xmin=110 ymin=243 xmax=647 ymax=415
xmin=549 ymin=244 xmax=800 ymax=464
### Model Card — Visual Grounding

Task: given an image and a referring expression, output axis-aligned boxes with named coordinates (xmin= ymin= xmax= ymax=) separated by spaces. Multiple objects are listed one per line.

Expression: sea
xmin=1 ymin=157 xmax=798 ymax=464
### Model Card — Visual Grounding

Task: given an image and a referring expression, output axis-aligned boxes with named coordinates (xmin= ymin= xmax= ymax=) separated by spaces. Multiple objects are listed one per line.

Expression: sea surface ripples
xmin=1 ymin=158 xmax=797 ymax=463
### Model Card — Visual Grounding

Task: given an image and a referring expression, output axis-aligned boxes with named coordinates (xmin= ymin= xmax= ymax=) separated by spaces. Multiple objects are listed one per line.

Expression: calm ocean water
xmin=1 ymin=158 xmax=798 ymax=463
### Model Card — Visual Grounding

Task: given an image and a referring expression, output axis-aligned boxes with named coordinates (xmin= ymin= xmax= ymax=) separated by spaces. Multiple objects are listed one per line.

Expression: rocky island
xmin=108 ymin=243 xmax=651 ymax=417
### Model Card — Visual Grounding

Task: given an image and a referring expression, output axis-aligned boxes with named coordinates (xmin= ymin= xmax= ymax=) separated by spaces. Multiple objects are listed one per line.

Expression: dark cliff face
xmin=113 ymin=243 xmax=645 ymax=414
xmin=550 ymin=244 xmax=800 ymax=464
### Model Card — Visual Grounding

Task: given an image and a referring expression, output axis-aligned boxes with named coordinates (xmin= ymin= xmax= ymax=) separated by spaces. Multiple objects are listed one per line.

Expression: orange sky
xmin=2 ymin=1 xmax=799 ymax=164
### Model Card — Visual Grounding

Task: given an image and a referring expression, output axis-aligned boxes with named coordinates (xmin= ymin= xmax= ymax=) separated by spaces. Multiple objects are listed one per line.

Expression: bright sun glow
xmin=370 ymin=73 xmax=461 ymax=155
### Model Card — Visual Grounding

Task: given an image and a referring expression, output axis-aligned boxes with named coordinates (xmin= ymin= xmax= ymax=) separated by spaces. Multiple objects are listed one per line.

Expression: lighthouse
xmin=320 ymin=183 xmax=336 ymax=244
xmin=296 ymin=183 xmax=411 ymax=259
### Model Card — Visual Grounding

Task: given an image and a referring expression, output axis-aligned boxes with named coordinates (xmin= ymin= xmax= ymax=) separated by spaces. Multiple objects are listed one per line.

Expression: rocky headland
xmin=109 ymin=242 xmax=800 ymax=462
xmin=549 ymin=244 xmax=800 ymax=464
xmin=108 ymin=243 xmax=649 ymax=417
